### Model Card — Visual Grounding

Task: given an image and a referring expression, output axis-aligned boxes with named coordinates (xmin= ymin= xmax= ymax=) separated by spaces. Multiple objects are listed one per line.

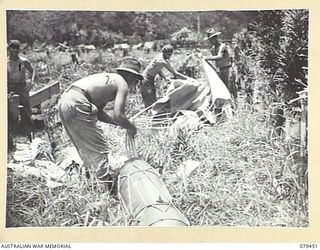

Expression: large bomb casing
xmin=119 ymin=159 xmax=189 ymax=226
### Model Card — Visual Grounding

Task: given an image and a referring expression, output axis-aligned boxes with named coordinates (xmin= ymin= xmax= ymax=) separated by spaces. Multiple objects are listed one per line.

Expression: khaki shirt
xmin=211 ymin=43 xmax=231 ymax=69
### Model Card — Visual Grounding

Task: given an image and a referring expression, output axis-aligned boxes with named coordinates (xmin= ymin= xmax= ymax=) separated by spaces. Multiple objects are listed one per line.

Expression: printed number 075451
xmin=300 ymin=244 xmax=318 ymax=248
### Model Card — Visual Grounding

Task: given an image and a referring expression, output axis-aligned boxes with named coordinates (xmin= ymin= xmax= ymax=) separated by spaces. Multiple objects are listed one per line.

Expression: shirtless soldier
xmin=7 ymin=40 xmax=35 ymax=133
xmin=57 ymin=57 xmax=143 ymax=184
xmin=140 ymin=45 xmax=188 ymax=108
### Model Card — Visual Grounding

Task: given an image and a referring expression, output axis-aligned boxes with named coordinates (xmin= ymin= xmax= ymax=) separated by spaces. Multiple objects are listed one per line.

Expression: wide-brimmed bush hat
xmin=205 ymin=28 xmax=222 ymax=40
xmin=116 ymin=57 xmax=144 ymax=80
xmin=8 ymin=39 xmax=21 ymax=49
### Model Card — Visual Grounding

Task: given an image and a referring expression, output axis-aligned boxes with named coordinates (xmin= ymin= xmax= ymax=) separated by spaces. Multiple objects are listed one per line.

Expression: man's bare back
xmin=72 ymin=73 xmax=128 ymax=108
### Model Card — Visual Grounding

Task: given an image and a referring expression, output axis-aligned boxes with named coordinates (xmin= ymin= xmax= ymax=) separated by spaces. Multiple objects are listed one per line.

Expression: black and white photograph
xmin=5 ymin=8 xmax=309 ymax=230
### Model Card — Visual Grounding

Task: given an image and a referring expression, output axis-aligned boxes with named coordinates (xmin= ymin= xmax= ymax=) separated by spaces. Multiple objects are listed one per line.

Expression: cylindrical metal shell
xmin=119 ymin=159 xmax=189 ymax=226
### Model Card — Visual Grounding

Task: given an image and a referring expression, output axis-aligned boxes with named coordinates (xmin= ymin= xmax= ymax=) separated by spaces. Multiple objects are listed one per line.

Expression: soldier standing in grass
xmin=140 ymin=44 xmax=188 ymax=108
xmin=7 ymin=39 xmax=35 ymax=134
xmin=58 ymin=57 xmax=143 ymax=186
xmin=203 ymin=28 xmax=236 ymax=100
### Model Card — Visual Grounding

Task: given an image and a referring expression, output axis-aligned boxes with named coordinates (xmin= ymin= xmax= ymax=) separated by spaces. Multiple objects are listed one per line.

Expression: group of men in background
xmin=7 ymin=28 xmax=235 ymax=187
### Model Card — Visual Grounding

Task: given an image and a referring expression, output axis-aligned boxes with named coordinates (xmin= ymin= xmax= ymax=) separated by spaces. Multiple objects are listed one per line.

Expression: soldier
xmin=140 ymin=45 xmax=188 ymax=108
xmin=58 ymin=57 xmax=143 ymax=185
xmin=203 ymin=28 xmax=236 ymax=100
xmin=7 ymin=39 xmax=35 ymax=134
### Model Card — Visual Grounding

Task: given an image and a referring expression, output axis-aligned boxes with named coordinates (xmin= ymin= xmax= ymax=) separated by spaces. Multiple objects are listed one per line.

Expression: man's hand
xmin=24 ymin=81 xmax=32 ymax=93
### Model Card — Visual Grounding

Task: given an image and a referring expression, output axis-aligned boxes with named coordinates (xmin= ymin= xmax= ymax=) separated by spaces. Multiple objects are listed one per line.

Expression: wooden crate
xmin=30 ymin=81 xmax=60 ymax=108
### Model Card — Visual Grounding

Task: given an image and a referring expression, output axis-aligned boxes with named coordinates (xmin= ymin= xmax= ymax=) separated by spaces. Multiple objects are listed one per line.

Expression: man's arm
xmin=24 ymin=59 xmax=35 ymax=93
xmin=112 ymin=82 xmax=137 ymax=136
xmin=97 ymin=89 xmax=136 ymax=137
xmin=163 ymin=61 xmax=188 ymax=80
xmin=204 ymin=44 xmax=225 ymax=61
xmin=97 ymin=106 xmax=119 ymax=126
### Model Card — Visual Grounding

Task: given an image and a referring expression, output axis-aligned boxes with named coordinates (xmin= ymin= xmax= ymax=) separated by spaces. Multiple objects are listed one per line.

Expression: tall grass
xmin=6 ymin=48 xmax=308 ymax=227
xmin=135 ymin=102 xmax=308 ymax=227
